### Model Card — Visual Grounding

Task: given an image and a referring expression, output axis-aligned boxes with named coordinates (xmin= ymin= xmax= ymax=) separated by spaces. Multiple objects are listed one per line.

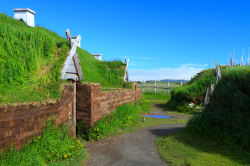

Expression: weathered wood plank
xmin=61 ymin=31 xmax=82 ymax=81
xmin=73 ymin=53 xmax=83 ymax=80
xmin=65 ymin=29 xmax=72 ymax=47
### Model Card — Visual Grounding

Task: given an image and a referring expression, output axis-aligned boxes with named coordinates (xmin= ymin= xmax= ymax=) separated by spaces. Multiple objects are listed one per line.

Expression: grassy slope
xmin=187 ymin=66 xmax=250 ymax=149
xmin=0 ymin=13 xmax=126 ymax=104
xmin=168 ymin=66 xmax=246 ymax=108
xmin=77 ymin=48 xmax=126 ymax=89
xmin=0 ymin=13 xmax=69 ymax=104
xmin=167 ymin=69 xmax=216 ymax=108
xmin=156 ymin=66 xmax=250 ymax=166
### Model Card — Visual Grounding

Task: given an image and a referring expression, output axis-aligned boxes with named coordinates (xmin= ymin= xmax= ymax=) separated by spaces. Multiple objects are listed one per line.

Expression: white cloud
xmin=129 ymin=64 xmax=207 ymax=81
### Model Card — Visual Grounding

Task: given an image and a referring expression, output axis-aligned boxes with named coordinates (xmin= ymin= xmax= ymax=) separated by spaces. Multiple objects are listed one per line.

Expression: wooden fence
xmin=137 ymin=81 xmax=183 ymax=94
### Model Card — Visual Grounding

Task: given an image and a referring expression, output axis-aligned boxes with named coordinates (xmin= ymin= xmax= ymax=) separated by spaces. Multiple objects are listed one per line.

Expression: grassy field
xmin=143 ymin=92 xmax=171 ymax=103
xmin=156 ymin=129 xmax=250 ymax=166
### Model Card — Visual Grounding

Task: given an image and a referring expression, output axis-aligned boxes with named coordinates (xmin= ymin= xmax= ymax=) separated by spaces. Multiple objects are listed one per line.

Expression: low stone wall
xmin=76 ymin=83 xmax=142 ymax=126
xmin=0 ymin=85 xmax=75 ymax=152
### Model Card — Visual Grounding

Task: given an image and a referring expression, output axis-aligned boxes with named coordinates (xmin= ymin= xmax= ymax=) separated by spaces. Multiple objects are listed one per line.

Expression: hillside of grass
xmin=0 ymin=13 xmax=126 ymax=104
xmin=187 ymin=66 xmax=250 ymax=150
xmin=167 ymin=69 xmax=216 ymax=108
xmin=77 ymin=48 xmax=126 ymax=89
xmin=0 ymin=13 xmax=69 ymax=104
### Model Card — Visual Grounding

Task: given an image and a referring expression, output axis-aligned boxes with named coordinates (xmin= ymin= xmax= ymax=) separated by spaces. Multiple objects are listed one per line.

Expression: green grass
xmin=0 ymin=13 xmax=127 ymax=104
xmin=167 ymin=66 xmax=249 ymax=109
xmin=155 ymin=66 xmax=250 ymax=166
xmin=167 ymin=69 xmax=216 ymax=108
xmin=77 ymin=92 xmax=190 ymax=141
xmin=156 ymin=129 xmax=250 ymax=166
xmin=0 ymin=121 xmax=87 ymax=166
xmin=0 ymin=13 xmax=69 ymax=104
xmin=77 ymin=103 xmax=189 ymax=141
xmin=143 ymin=92 xmax=170 ymax=103
xmin=77 ymin=99 xmax=150 ymax=141
xmin=187 ymin=65 xmax=250 ymax=150
xmin=77 ymin=48 xmax=127 ymax=89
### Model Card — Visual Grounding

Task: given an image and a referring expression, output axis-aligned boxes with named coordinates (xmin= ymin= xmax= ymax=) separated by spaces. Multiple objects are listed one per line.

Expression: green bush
xmin=0 ymin=121 xmax=87 ymax=166
xmin=167 ymin=69 xmax=216 ymax=109
xmin=77 ymin=99 xmax=150 ymax=141
xmin=187 ymin=66 xmax=250 ymax=150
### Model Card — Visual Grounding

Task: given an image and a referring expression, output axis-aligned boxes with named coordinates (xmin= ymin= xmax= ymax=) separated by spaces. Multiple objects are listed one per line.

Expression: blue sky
xmin=1 ymin=0 xmax=250 ymax=81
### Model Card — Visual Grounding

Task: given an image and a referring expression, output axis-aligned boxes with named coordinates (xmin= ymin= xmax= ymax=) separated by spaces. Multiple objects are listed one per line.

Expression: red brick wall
xmin=0 ymin=85 xmax=75 ymax=152
xmin=76 ymin=83 xmax=142 ymax=126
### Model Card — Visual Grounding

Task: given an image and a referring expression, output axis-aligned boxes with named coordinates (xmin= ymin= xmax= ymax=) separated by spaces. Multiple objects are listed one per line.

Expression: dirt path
xmin=84 ymin=104 xmax=188 ymax=166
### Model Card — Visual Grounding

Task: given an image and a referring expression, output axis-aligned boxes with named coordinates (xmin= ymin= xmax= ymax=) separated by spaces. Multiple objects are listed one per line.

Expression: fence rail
xmin=137 ymin=81 xmax=183 ymax=94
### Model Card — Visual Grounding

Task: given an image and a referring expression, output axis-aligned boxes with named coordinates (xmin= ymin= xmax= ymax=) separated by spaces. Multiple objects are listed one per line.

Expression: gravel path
xmin=84 ymin=105 xmax=187 ymax=166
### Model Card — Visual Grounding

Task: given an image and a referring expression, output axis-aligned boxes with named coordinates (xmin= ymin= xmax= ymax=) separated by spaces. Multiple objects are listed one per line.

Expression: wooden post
xmin=134 ymin=83 xmax=137 ymax=106
xmin=167 ymin=82 xmax=170 ymax=94
xmin=154 ymin=80 xmax=156 ymax=94
xmin=124 ymin=58 xmax=129 ymax=82
xmin=142 ymin=81 xmax=144 ymax=93
xmin=66 ymin=29 xmax=72 ymax=47
xmin=73 ymin=81 xmax=76 ymax=136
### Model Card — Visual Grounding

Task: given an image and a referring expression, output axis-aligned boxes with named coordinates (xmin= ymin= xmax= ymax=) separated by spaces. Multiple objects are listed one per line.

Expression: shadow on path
xmin=149 ymin=126 xmax=184 ymax=137
xmin=84 ymin=103 xmax=188 ymax=166
xmin=85 ymin=124 xmax=186 ymax=166
xmin=153 ymin=103 xmax=168 ymax=112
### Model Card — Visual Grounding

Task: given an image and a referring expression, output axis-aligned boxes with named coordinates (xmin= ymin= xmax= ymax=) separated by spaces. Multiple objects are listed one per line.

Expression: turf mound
xmin=0 ymin=13 xmax=126 ymax=104
xmin=187 ymin=66 xmax=250 ymax=150
xmin=167 ymin=69 xmax=216 ymax=108
xmin=77 ymin=48 xmax=126 ymax=88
